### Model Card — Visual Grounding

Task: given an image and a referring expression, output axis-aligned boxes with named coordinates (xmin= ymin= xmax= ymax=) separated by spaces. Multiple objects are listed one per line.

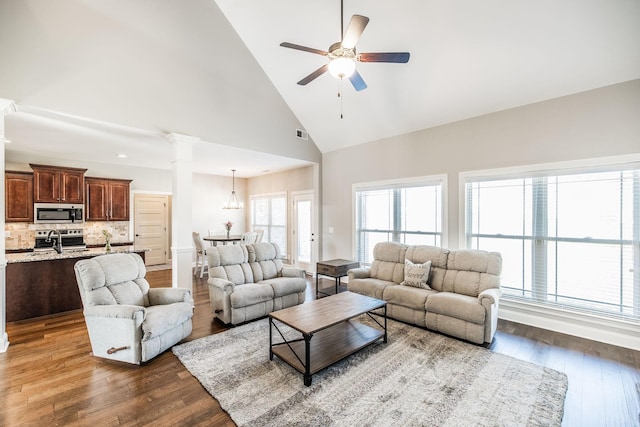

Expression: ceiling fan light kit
xmin=328 ymin=57 xmax=356 ymax=79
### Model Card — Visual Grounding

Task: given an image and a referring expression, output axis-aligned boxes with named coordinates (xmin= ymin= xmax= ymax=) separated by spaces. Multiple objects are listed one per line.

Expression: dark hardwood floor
xmin=1 ymin=270 xmax=638 ymax=426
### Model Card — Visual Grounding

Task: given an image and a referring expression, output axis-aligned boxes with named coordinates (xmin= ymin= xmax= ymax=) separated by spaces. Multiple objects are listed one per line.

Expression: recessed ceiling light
xmin=116 ymin=153 xmax=128 ymax=158
xmin=4 ymin=139 xmax=11 ymax=143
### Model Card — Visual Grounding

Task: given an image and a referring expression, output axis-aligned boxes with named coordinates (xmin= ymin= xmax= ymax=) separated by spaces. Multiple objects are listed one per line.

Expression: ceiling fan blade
xmin=349 ymin=69 xmax=367 ymax=91
xmin=359 ymin=52 xmax=410 ymax=63
xmin=280 ymin=42 xmax=328 ymax=56
xmin=297 ymin=64 xmax=329 ymax=86
xmin=341 ymin=15 xmax=369 ymax=49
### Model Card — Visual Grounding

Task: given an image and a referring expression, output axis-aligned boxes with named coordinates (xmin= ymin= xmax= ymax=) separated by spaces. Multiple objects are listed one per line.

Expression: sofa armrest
xmin=207 ymin=278 xmax=235 ymax=293
xmin=478 ymin=288 xmax=502 ymax=306
xmin=282 ymin=267 xmax=305 ymax=278
xmin=84 ymin=304 xmax=145 ymax=320
xmin=479 ymin=288 xmax=502 ymax=344
xmin=348 ymin=267 xmax=371 ymax=281
xmin=148 ymin=288 xmax=193 ymax=306
xmin=207 ymin=278 xmax=235 ymax=324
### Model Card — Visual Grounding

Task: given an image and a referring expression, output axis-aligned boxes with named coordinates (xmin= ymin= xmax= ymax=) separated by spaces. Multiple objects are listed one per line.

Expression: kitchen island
xmin=6 ymin=246 xmax=148 ymax=322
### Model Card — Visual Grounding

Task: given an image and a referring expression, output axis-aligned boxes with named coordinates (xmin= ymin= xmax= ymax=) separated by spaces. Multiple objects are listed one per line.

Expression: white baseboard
xmin=499 ymin=298 xmax=640 ymax=351
xmin=0 ymin=332 xmax=8 ymax=353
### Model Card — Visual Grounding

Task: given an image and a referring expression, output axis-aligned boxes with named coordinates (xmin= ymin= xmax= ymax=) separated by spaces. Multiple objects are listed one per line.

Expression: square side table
xmin=315 ymin=259 xmax=359 ymax=298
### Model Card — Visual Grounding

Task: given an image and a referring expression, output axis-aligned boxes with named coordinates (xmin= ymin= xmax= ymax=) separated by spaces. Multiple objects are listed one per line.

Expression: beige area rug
xmin=172 ymin=317 xmax=567 ymax=426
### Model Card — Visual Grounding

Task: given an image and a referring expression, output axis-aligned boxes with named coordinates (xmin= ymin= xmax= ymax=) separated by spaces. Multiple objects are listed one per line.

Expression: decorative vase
xmin=226 ymin=230 xmax=230 ymax=238
xmin=105 ymin=242 xmax=112 ymax=252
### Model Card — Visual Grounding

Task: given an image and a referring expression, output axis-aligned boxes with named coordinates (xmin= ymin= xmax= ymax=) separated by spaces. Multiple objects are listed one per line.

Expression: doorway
xmin=133 ymin=193 xmax=170 ymax=266
xmin=292 ymin=191 xmax=315 ymax=273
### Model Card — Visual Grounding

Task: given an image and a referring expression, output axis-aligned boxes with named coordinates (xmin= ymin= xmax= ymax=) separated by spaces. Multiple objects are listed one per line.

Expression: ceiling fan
xmin=280 ymin=0 xmax=410 ymax=92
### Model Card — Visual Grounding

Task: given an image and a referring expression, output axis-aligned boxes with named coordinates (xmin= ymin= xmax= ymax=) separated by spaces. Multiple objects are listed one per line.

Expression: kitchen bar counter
xmin=5 ymin=246 xmax=148 ymax=322
xmin=6 ymin=245 xmax=148 ymax=264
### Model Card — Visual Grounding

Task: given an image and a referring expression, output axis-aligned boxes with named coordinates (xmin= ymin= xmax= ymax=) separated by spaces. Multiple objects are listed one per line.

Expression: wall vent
xmin=295 ymin=129 xmax=308 ymax=140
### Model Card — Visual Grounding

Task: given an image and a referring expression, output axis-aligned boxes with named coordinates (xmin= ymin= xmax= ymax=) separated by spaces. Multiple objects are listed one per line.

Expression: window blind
xmin=354 ymin=178 xmax=444 ymax=265
xmin=465 ymin=167 xmax=640 ymax=321
xmin=250 ymin=193 xmax=287 ymax=255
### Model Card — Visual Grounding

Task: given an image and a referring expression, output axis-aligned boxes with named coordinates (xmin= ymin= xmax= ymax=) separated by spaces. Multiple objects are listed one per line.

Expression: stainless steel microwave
xmin=34 ymin=203 xmax=84 ymax=224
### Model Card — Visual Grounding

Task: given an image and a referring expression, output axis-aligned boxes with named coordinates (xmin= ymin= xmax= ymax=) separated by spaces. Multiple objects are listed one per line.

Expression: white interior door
xmin=292 ymin=191 xmax=315 ymax=273
xmin=134 ymin=194 xmax=169 ymax=266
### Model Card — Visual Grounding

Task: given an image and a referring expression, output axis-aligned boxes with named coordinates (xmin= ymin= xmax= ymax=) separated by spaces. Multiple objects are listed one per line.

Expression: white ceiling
xmin=217 ymin=0 xmax=640 ymax=153
xmin=1 ymin=0 xmax=639 ymax=176
xmin=4 ymin=107 xmax=312 ymax=178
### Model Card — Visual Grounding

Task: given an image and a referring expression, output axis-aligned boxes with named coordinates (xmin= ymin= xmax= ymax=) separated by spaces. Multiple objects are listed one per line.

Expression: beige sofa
xmin=207 ymin=242 xmax=306 ymax=325
xmin=348 ymin=242 xmax=502 ymax=344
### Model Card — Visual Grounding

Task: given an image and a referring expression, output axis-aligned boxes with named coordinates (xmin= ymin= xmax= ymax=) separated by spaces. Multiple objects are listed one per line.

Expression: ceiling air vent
xmin=296 ymin=129 xmax=308 ymax=140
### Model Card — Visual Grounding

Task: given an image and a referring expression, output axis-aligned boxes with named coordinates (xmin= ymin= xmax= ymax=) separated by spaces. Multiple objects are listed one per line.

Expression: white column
xmin=166 ymin=133 xmax=198 ymax=292
xmin=0 ymin=99 xmax=17 ymax=353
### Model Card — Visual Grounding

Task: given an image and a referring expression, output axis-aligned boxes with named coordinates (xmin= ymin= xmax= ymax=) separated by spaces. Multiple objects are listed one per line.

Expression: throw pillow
xmin=401 ymin=259 xmax=432 ymax=289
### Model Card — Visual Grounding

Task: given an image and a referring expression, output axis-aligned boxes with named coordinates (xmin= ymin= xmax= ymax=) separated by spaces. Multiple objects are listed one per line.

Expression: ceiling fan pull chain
xmin=339 ymin=79 xmax=344 ymax=119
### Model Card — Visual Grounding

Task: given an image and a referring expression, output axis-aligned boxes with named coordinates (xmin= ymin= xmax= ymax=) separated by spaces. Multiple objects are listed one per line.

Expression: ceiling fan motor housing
xmin=328 ymin=42 xmax=356 ymax=60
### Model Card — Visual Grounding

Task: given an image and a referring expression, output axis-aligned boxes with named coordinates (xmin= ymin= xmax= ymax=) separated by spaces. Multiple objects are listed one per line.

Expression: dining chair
xmin=192 ymin=231 xmax=208 ymax=278
xmin=240 ymin=231 xmax=258 ymax=244
xmin=254 ymin=229 xmax=265 ymax=243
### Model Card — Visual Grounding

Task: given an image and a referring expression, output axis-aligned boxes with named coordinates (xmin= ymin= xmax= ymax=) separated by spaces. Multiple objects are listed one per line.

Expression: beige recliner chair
xmin=74 ymin=252 xmax=194 ymax=364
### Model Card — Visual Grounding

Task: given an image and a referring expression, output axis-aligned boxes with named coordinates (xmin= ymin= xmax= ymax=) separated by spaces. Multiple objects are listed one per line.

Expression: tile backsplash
xmin=5 ymin=221 xmax=130 ymax=250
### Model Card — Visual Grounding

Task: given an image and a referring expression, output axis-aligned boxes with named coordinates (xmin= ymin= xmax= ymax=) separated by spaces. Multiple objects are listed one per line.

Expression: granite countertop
xmin=5 ymin=245 xmax=149 ymax=264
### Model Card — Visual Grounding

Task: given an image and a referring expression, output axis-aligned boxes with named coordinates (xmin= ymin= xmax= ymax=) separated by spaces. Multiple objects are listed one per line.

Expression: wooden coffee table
xmin=268 ymin=291 xmax=387 ymax=386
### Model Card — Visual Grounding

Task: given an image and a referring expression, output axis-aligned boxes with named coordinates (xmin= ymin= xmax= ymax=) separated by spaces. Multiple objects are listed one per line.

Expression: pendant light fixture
xmin=223 ymin=169 xmax=244 ymax=209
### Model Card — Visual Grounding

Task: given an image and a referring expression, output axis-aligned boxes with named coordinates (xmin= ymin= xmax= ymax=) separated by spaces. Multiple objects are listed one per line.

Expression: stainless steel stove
xmin=34 ymin=229 xmax=86 ymax=252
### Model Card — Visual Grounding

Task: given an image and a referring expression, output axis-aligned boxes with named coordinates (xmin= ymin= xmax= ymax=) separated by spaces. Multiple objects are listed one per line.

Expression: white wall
xmin=247 ymin=165 xmax=315 ymax=194
xmin=322 ymin=79 xmax=640 ymax=260
xmin=191 ymin=173 xmax=247 ymax=239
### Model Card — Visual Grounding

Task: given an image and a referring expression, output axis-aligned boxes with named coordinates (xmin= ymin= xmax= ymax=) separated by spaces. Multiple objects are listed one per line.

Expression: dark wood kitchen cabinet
xmin=5 ymin=171 xmax=34 ymax=222
xmin=85 ymin=177 xmax=132 ymax=221
xmin=30 ymin=164 xmax=87 ymax=204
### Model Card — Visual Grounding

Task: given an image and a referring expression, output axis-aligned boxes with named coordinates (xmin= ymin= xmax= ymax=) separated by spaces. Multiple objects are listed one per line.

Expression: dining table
xmin=203 ymin=235 xmax=242 ymax=246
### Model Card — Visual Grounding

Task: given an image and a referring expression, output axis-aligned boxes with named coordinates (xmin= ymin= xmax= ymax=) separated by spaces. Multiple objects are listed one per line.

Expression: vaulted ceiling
xmin=1 ymin=0 xmax=639 ymax=176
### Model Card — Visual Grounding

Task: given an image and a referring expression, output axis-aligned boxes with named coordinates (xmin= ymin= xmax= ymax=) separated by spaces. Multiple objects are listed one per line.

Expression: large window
xmin=464 ymin=163 xmax=640 ymax=321
xmin=354 ymin=176 xmax=445 ymax=265
xmin=250 ymin=192 xmax=287 ymax=256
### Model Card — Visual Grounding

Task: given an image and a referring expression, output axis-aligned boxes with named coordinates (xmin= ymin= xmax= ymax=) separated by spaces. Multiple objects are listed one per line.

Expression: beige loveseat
xmin=348 ymin=242 xmax=502 ymax=344
xmin=207 ymin=242 xmax=306 ymax=325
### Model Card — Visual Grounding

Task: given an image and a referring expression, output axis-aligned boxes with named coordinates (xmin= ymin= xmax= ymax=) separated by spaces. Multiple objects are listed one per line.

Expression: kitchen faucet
xmin=46 ymin=230 xmax=63 ymax=254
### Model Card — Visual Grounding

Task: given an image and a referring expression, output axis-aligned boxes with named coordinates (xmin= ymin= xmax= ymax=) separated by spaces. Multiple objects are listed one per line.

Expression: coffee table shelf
xmin=269 ymin=291 xmax=387 ymax=386
xmin=271 ymin=320 xmax=384 ymax=375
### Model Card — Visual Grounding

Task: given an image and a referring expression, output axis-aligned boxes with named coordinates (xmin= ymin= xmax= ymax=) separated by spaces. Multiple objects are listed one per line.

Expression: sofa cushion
xmin=401 ymin=259 xmax=432 ymax=289
xmin=229 ymin=283 xmax=274 ymax=308
xmin=383 ymin=284 xmax=435 ymax=310
xmin=260 ymin=278 xmax=306 ymax=297
xmin=370 ymin=242 xmax=407 ymax=283
xmin=426 ymin=292 xmax=485 ymax=324
xmin=209 ymin=244 xmax=249 ymax=266
xmin=109 ymin=280 xmax=148 ymax=306
xmin=406 ymin=245 xmax=449 ymax=291
xmin=222 ymin=264 xmax=255 ymax=285
xmin=74 ymin=253 xmax=150 ymax=306
xmin=443 ymin=250 xmax=501 ymax=297
xmin=251 ymin=242 xmax=281 ymax=261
